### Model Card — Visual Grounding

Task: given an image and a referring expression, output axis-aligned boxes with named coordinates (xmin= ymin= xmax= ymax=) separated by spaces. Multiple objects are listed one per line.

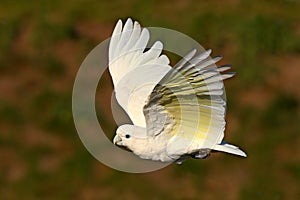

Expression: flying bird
xmin=109 ymin=18 xmax=246 ymax=164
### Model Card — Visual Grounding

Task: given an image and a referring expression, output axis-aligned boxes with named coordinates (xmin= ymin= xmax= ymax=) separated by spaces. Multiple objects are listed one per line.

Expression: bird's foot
xmin=175 ymin=155 xmax=189 ymax=164
xmin=192 ymin=149 xmax=211 ymax=159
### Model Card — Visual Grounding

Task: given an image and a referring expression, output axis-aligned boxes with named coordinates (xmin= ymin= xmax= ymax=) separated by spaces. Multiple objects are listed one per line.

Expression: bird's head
xmin=113 ymin=124 xmax=148 ymax=153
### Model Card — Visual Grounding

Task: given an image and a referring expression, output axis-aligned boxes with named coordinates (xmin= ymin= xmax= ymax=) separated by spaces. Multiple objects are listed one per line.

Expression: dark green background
xmin=1 ymin=0 xmax=300 ymax=199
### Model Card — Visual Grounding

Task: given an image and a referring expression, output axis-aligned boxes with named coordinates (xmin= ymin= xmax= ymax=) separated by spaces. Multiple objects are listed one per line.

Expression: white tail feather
xmin=213 ymin=143 xmax=247 ymax=157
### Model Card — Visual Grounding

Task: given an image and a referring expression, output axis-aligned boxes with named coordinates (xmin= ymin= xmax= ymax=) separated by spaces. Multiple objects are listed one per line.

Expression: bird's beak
xmin=113 ymin=135 xmax=122 ymax=145
xmin=113 ymin=135 xmax=133 ymax=152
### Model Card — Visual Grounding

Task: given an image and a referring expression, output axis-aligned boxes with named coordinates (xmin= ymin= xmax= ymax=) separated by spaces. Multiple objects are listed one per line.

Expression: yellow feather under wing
xmin=144 ymin=49 xmax=234 ymax=154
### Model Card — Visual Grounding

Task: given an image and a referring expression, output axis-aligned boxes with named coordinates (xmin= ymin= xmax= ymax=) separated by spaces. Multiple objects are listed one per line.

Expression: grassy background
xmin=1 ymin=0 xmax=300 ymax=199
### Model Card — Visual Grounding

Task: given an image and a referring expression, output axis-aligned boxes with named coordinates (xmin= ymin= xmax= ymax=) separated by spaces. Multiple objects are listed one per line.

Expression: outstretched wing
xmin=143 ymin=49 xmax=234 ymax=152
xmin=109 ymin=18 xmax=171 ymax=126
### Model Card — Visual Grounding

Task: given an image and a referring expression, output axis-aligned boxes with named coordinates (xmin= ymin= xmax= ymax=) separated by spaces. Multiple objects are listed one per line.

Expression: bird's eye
xmin=125 ymin=134 xmax=130 ymax=139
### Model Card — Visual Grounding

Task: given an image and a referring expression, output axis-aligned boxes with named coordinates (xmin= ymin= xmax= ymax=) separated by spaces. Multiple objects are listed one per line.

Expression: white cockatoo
xmin=109 ymin=18 xmax=246 ymax=164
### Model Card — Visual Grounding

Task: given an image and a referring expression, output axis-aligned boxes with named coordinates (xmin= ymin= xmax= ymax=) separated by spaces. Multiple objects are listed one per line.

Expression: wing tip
xmin=123 ymin=18 xmax=133 ymax=30
xmin=116 ymin=19 xmax=123 ymax=29
xmin=206 ymin=49 xmax=212 ymax=55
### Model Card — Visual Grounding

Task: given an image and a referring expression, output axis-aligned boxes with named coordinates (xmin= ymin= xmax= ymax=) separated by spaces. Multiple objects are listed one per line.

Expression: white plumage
xmin=109 ymin=18 xmax=246 ymax=163
xmin=109 ymin=19 xmax=171 ymax=126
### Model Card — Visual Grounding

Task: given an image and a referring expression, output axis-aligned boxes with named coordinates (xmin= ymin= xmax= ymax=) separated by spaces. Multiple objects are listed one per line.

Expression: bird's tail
xmin=213 ymin=142 xmax=247 ymax=157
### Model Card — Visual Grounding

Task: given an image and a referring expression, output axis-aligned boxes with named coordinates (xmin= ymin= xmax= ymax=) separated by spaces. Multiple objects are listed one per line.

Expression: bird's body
xmin=109 ymin=18 xmax=246 ymax=163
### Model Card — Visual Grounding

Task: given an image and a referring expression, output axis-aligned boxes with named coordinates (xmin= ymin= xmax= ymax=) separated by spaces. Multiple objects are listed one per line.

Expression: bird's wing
xmin=109 ymin=18 xmax=171 ymax=126
xmin=143 ymin=49 xmax=234 ymax=153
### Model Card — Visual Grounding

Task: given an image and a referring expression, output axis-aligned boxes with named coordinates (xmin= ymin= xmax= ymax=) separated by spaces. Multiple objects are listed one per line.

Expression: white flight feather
xmin=109 ymin=18 xmax=171 ymax=127
xmin=143 ymin=48 xmax=246 ymax=159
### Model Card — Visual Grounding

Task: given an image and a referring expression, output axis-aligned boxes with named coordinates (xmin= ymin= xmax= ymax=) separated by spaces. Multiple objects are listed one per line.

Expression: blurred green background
xmin=1 ymin=0 xmax=300 ymax=199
